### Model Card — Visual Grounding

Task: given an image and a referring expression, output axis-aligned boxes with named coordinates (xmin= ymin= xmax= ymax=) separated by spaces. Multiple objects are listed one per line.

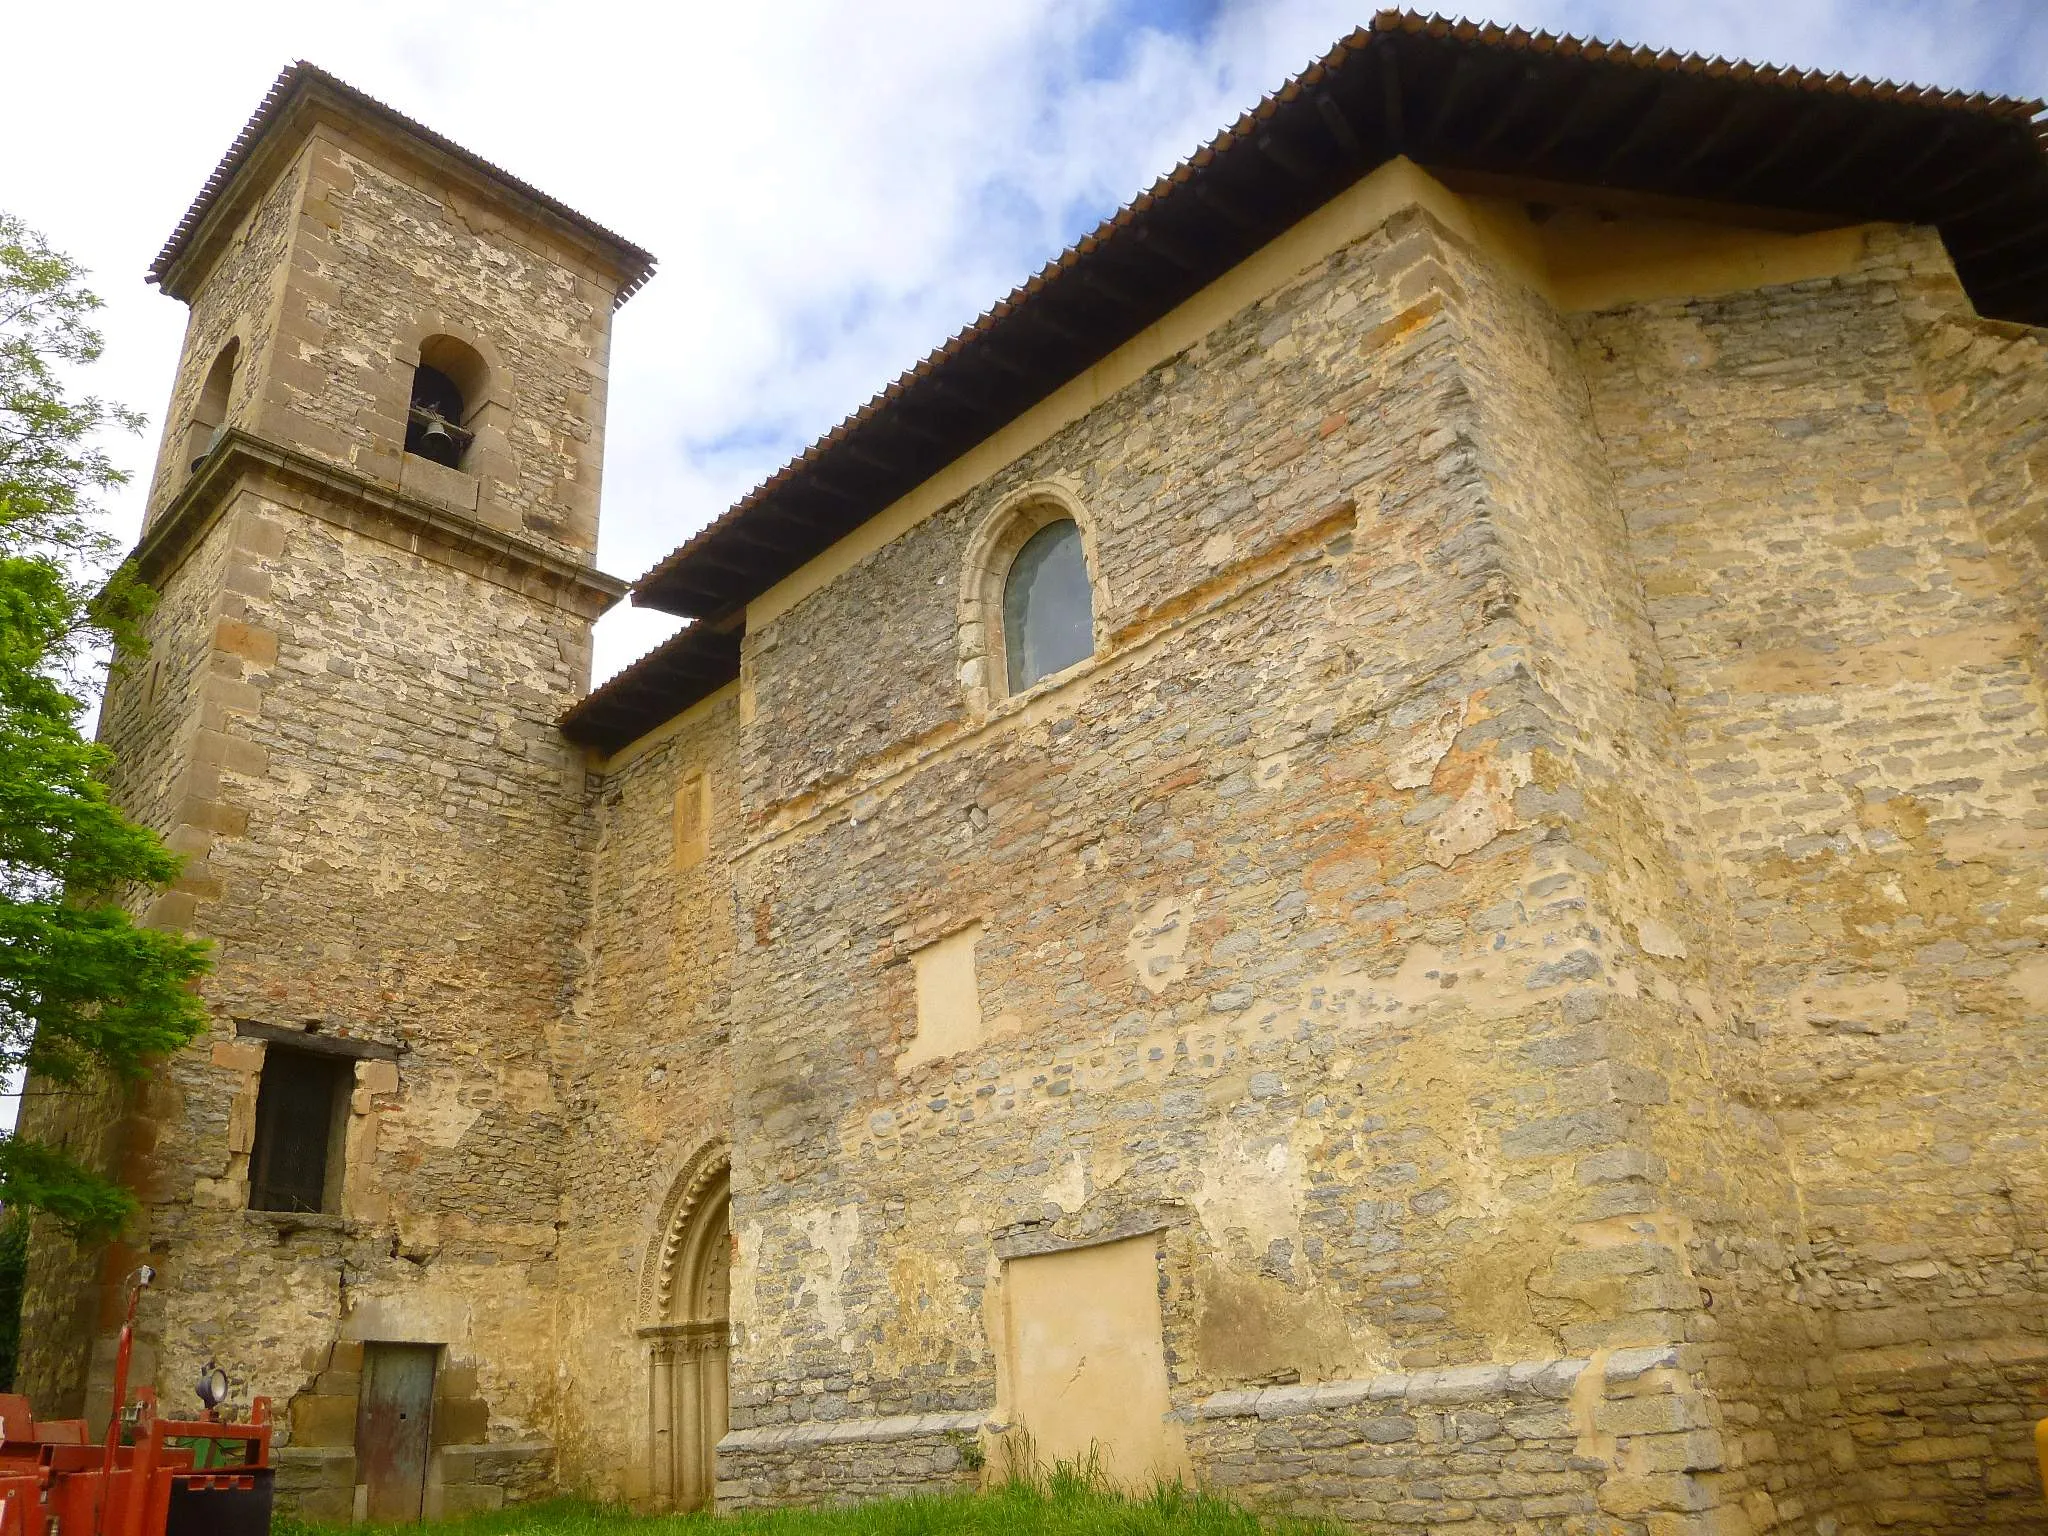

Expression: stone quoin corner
xmin=16 ymin=11 xmax=2048 ymax=1532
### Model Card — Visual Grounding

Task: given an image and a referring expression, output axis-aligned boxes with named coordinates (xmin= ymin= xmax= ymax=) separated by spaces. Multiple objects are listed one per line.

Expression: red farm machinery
xmin=0 ymin=1268 xmax=274 ymax=1535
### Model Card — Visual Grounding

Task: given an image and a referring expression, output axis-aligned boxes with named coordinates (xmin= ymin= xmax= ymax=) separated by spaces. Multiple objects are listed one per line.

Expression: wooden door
xmin=357 ymin=1344 xmax=436 ymax=1522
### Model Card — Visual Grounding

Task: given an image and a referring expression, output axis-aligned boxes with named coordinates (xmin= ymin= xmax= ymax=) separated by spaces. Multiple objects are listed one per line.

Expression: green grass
xmin=273 ymin=1466 xmax=1336 ymax=1536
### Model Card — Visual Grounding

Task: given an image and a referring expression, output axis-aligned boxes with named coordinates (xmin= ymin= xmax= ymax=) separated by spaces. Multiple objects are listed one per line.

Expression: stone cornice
xmin=133 ymin=429 xmax=627 ymax=620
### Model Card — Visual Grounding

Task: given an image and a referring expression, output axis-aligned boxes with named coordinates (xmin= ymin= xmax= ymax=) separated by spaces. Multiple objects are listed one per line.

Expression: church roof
xmin=149 ymin=62 xmax=656 ymax=305
xmin=562 ymin=9 xmax=2048 ymax=754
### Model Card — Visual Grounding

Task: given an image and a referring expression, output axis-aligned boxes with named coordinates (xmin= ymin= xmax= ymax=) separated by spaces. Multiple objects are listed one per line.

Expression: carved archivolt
xmin=639 ymin=1139 xmax=731 ymax=1327
xmin=956 ymin=481 xmax=1106 ymax=715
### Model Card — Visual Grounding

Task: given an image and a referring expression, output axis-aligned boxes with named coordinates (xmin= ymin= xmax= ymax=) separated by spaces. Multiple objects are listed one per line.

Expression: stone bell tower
xmin=17 ymin=64 xmax=651 ymax=1521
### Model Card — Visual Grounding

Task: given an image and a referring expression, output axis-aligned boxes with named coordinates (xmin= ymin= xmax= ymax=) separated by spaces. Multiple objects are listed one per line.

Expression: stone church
xmin=18 ymin=11 xmax=2048 ymax=1531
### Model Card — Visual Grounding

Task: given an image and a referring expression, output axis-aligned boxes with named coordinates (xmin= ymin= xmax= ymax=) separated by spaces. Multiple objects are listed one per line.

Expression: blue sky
xmin=3 ymin=0 xmax=2044 ymax=683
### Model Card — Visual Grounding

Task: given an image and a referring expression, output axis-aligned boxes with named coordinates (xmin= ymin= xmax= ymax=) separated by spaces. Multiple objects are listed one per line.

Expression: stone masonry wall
xmin=1190 ymin=1346 xmax=1711 ymax=1529
xmin=251 ymin=122 xmax=621 ymax=561
xmin=143 ymin=144 xmax=308 ymax=522
xmin=24 ymin=99 xmax=630 ymax=1511
xmin=16 ymin=504 xmax=241 ymax=1415
xmin=1575 ymin=224 xmax=2048 ymax=1533
xmin=719 ymin=202 xmax=1704 ymax=1512
xmin=555 ymin=692 xmax=740 ymax=1501
xmin=119 ymin=482 xmax=600 ymax=1450
xmin=718 ymin=1413 xmax=983 ymax=1510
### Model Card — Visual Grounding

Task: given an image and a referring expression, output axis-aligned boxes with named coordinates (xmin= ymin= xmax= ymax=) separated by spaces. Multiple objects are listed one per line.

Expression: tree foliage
xmin=0 ymin=212 xmax=209 ymax=1239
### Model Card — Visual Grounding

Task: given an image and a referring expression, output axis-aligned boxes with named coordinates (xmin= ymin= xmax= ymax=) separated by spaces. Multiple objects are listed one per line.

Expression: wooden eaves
xmin=562 ymin=9 xmax=2048 ymax=754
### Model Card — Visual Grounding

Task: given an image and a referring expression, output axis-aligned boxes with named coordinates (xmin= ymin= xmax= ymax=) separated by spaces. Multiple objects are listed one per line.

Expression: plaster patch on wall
xmin=900 ymin=924 xmax=984 ymax=1069
xmin=1196 ymin=1125 xmax=1304 ymax=1258
xmin=1194 ymin=1261 xmax=1394 ymax=1383
xmin=1126 ymin=894 xmax=1199 ymax=996
xmin=1388 ymin=702 xmax=1464 ymax=790
xmin=1789 ymin=975 xmax=1912 ymax=1034
xmin=1044 ymin=1153 xmax=1090 ymax=1216
xmin=875 ymin=1246 xmax=977 ymax=1373
xmin=389 ymin=1075 xmax=484 ymax=1149
xmin=730 ymin=1219 xmax=764 ymax=1343
xmin=673 ymin=772 xmax=710 ymax=870
xmin=1427 ymin=756 xmax=1525 ymax=867
xmin=2009 ymin=954 xmax=2048 ymax=1012
xmin=795 ymin=1204 xmax=862 ymax=1351
xmin=1631 ymin=917 xmax=1688 ymax=960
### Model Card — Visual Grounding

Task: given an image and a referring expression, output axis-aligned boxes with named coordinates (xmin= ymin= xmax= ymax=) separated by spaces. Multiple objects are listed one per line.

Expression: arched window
xmin=405 ymin=335 xmax=489 ymax=470
xmin=184 ymin=339 xmax=238 ymax=473
xmin=1002 ymin=517 xmax=1093 ymax=693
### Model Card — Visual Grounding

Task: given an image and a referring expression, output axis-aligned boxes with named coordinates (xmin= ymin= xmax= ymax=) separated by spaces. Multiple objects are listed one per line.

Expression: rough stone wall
xmin=249 ymin=123 xmax=619 ymax=561
xmin=142 ymin=146 xmax=308 ymax=522
xmin=1190 ymin=1347 xmax=1709 ymax=1529
xmin=554 ymin=693 xmax=740 ymax=1500
xmin=718 ymin=1413 xmax=982 ymax=1510
xmin=1574 ymin=225 xmax=2048 ymax=1533
xmin=15 ymin=508 xmax=241 ymax=1414
xmin=721 ymin=205 xmax=1702 ymax=1506
xmin=1906 ymin=264 xmax=2048 ymax=693
xmin=109 ymin=482 xmax=599 ymax=1449
xmin=22 ymin=103 xmax=628 ymax=1514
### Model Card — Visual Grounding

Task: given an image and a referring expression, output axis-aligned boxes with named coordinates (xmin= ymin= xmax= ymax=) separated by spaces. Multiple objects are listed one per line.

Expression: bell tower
xmin=18 ymin=64 xmax=652 ymax=1520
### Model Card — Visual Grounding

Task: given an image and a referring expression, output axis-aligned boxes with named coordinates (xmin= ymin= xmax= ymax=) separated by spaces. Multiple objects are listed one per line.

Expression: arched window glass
xmin=1003 ymin=518 xmax=1092 ymax=693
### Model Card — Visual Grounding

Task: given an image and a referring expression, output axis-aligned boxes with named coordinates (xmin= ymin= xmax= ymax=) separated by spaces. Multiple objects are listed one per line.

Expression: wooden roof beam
xmin=1256 ymin=130 xmax=1317 ymax=182
xmin=1316 ymin=92 xmax=1368 ymax=164
xmin=1723 ymin=99 xmax=1841 ymax=196
xmin=1466 ymin=66 xmax=1547 ymax=156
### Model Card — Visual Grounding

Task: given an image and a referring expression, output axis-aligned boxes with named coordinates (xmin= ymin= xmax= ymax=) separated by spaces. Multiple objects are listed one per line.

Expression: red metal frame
xmin=0 ymin=1269 xmax=274 ymax=1535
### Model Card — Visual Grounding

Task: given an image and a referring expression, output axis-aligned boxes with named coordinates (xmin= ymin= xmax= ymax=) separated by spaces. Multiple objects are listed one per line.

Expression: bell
xmin=420 ymin=417 xmax=455 ymax=452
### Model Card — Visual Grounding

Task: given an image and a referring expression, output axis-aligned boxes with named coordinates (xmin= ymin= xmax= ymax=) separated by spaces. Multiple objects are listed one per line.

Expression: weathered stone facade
xmin=19 ymin=35 xmax=2048 ymax=1536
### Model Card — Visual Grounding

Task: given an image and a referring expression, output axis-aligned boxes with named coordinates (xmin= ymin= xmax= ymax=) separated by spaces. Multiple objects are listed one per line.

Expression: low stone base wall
xmin=272 ymin=1439 xmax=554 ymax=1522
xmin=1187 ymin=1347 xmax=1729 ymax=1533
xmin=274 ymin=1445 xmax=354 ymax=1523
xmin=428 ymin=1441 xmax=556 ymax=1518
xmin=1833 ymin=1338 xmax=2048 ymax=1534
xmin=717 ymin=1412 xmax=986 ymax=1509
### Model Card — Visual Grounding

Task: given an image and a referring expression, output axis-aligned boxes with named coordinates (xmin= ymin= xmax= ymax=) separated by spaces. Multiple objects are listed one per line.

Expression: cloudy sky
xmin=6 ymin=0 xmax=2046 ymax=684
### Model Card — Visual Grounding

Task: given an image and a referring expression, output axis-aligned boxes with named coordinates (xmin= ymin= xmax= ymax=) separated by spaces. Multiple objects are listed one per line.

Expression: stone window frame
xmin=957 ymin=481 xmax=1108 ymax=718
xmin=392 ymin=319 xmax=515 ymax=502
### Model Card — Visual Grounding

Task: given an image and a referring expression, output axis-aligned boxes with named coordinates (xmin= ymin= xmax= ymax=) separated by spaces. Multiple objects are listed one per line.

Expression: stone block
xmin=1595 ymin=1394 xmax=1712 ymax=1436
xmin=288 ymin=1393 xmax=358 ymax=1447
xmin=1599 ymin=1472 xmax=1714 ymax=1516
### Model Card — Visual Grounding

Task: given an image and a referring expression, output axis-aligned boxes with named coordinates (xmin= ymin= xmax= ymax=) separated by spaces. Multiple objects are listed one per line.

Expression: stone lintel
xmin=233 ymin=1019 xmax=402 ymax=1061
xmin=989 ymin=1216 xmax=1170 ymax=1262
xmin=719 ymin=1411 xmax=986 ymax=1452
xmin=134 ymin=430 xmax=628 ymax=622
xmin=1194 ymin=1356 xmax=1596 ymax=1420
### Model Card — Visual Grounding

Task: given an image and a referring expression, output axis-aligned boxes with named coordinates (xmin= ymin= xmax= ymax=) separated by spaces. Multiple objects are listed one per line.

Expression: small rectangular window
xmin=248 ymin=1046 xmax=351 ymax=1213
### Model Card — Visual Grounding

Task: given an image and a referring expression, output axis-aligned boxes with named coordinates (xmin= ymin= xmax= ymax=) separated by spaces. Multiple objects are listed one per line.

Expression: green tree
xmin=0 ymin=1210 xmax=24 ymax=1390
xmin=1 ymin=212 xmax=209 ymax=1239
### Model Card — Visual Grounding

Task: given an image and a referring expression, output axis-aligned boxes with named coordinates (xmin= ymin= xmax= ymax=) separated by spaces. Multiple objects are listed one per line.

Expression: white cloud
xmin=3 ymin=0 xmax=2041 ymax=683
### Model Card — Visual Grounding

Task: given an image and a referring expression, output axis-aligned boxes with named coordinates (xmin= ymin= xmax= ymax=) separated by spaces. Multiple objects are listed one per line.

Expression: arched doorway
xmin=644 ymin=1151 xmax=730 ymax=1511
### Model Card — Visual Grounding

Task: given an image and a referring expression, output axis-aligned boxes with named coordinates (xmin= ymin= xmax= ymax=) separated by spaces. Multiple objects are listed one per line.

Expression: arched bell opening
xmin=643 ymin=1154 xmax=730 ymax=1512
xmin=183 ymin=339 xmax=239 ymax=475
xmin=405 ymin=335 xmax=489 ymax=470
